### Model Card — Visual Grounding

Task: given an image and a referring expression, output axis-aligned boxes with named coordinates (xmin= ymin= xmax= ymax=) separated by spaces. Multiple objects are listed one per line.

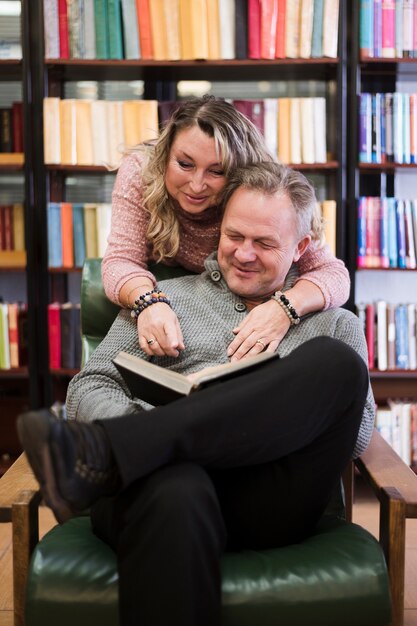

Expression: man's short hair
xmin=220 ymin=161 xmax=322 ymax=241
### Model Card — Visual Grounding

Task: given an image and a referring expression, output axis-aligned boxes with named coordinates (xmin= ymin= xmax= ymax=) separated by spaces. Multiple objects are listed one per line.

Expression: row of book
xmin=43 ymin=0 xmax=339 ymax=62
xmin=0 ymin=302 xmax=28 ymax=370
xmin=360 ymin=0 xmax=417 ymax=59
xmin=0 ymin=204 xmax=25 ymax=253
xmin=43 ymin=96 xmax=328 ymax=167
xmin=357 ymin=301 xmax=417 ymax=371
xmin=357 ymin=197 xmax=417 ymax=269
xmin=359 ymin=92 xmax=417 ymax=165
xmin=0 ymin=103 xmax=23 ymax=155
xmin=376 ymin=401 xmax=417 ymax=468
xmin=48 ymin=302 xmax=82 ymax=370
xmin=47 ymin=202 xmax=111 ymax=268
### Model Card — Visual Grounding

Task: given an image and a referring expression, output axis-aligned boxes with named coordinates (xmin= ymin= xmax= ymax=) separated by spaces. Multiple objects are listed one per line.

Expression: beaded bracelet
xmin=271 ymin=291 xmax=300 ymax=326
xmin=130 ymin=290 xmax=171 ymax=319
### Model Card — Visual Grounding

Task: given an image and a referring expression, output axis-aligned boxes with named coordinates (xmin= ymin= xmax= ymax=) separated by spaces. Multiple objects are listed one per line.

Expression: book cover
xmin=107 ymin=0 xmax=124 ymax=59
xmin=43 ymin=97 xmax=61 ymax=164
xmin=7 ymin=302 xmax=19 ymax=369
xmin=11 ymin=102 xmax=23 ymax=153
xmin=275 ymin=0 xmax=286 ymax=58
xmin=299 ymin=0 xmax=314 ymax=58
xmin=360 ymin=0 xmax=374 ymax=57
xmin=43 ymin=0 xmax=60 ymax=58
xmin=248 ymin=0 xmax=261 ymax=59
xmin=94 ymin=0 xmax=110 ymax=58
xmin=12 ymin=203 xmax=25 ymax=252
xmin=61 ymin=202 xmax=74 ymax=268
xmin=120 ymin=0 xmax=141 ymax=59
xmin=47 ymin=202 xmax=63 ymax=268
xmin=382 ymin=0 xmax=396 ymax=57
xmin=311 ymin=0 xmax=324 ymax=57
xmin=58 ymin=0 xmax=70 ymax=58
xmin=72 ymin=203 xmax=86 ymax=268
xmin=234 ymin=0 xmax=248 ymax=59
xmin=83 ymin=0 xmax=96 ymax=58
xmin=260 ymin=0 xmax=278 ymax=59
xmin=218 ymin=0 xmax=235 ymax=59
xmin=83 ymin=203 xmax=99 ymax=258
xmin=322 ymin=0 xmax=339 ymax=57
xmin=387 ymin=302 xmax=396 ymax=369
xmin=376 ymin=299 xmax=388 ymax=370
xmin=113 ymin=349 xmax=280 ymax=406
xmin=48 ymin=302 xmax=62 ymax=369
xmin=136 ymin=0 xmax=153 ymax=59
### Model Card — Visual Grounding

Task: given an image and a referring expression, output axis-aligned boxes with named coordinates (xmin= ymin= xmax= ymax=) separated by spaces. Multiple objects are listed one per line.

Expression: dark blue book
xmin=72 ymin=203 xmax=86 ymax=268
xmin=395 ymin=304 xmax=409 ymax=369
xmin=47 ymin=202 xmax=62 ymax=268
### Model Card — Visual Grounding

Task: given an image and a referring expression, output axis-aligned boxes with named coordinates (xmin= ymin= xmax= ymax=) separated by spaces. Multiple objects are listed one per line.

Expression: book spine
xmin=380 ymin=196 xmax=390 ymax=267
xmin=387 ymin=302 xmax=396 ymax=369
xmin=248 ymin=0 xmax=261 ymax=59
xmin=360 ymin=0 xmax=374 ymax=57
xmin=7 ymin=303 xmax=19 ymax=368
xmin=0 ymin=108 xmax=13 ymax=153
xmin=260 ymin=0 xmax=279 ymax=60
xmin=235 ymin=0 xmax=248 ymax=59
xmin=393 ymin=92 xmax=404 ymax=163
xmin=136 ymin=0 xmax=153 ymax=59
xmin=72 ymin=203 xmax=87 ymax=267
xmin=387 ymin=197 xmax=398 ymax=267
xmin=275 ymin=0 xmax=286 ymax=58
xmin=3 ymin=205 xmax=14 ymax=250
xmin=410 ymin=93 xmax=417 ymax=162
xmin=403 ymin=92 xmax=411 ymax=163
xmin=58 ymin=0 xmax=70 ymax=58
xmin=11 ymin=102 xmax=23 ymax=153
xmin=385 ymin=92 xmax=394 ymax=161
xmin=43 ymin=0 xmax=60 ymax=58
xmin=357 ymin=196 xmax=367 ymax=267
xmin=408 ymin=303 xmax=417 ymax=370
xmin=396 ymin=199 xmax=407 ymax=268
xmin=359 ymin=93 xmax=372 ymax=163
xmin=47 ymin=202 xmax=63 ymax=268
xmin=366 ymin=302 xmax=376 ymax=368
xmin=396 ymin=0 xmax=404 ymax=56
xmin=48 ymin=303 xmax=62 ymax=369
xmin=83 ymin=0 xmax=97 ymax=58
xmin=403 ymin=0 xmax=414 ymax=56
xmin=382 ymin=0 xmax=396 ymax=57
xmin=311 ymin=0 xmax=324 ymax=57
xmin=405 ymin=199 xmax=417 ymax=267
xmin=395 ymin=304 xmax=409 ymax=368
xmin=374 ymin=0 xmax=383 ymax=56
xmin=94 ymin=0 xmax=110 ymax=58
xmin=107 ymin=0 xmax=124 ymax=59
xmin=377 ymin=300 xmax=388 ymax=370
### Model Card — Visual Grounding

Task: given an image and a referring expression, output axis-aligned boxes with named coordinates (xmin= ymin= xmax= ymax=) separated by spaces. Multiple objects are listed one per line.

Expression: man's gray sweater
xmin=66 ymin=255 xmax=375 ymax=458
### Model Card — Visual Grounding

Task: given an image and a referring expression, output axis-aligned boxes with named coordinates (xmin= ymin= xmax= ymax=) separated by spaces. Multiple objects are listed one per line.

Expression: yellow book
xmin=163 ymin=0 xmax=181 ymax=60
xmin=0 ymin=153 xmax=24 ymax=165
xmin=106 ymin=101 xmax=125 ymax=168
xmin=75 ymin=100 xmax=93 ymax=165
xmin=137 ymin=100 xmax=159 ymax=143
xmin=149 ymin=0 xmax=167 ymax=60
xmin=289 ymin=98 xmax=302 ymax=165
xmin=190 ymin=0 xmax=209 ymax=59
xmin=43 ymin=97 xmax=61 ymax=164
xmin=285 ymin=0 xmax=300 ymax=58
xmin=206 ymin=0 xmax=220 ymax=59
xmin=323 ymin=0 xmax=340 ymax=58
xmin=179 ymin=0 xmax=193 ymax=59
xmin=60 ymin=99 xmax=77 ymax=165
xmin=277 ymin=98 xmax=291 ymax=164
xmin=91 ymin=100 xmax=110 ymax=166
xmin=12 ymin=203 xmax=25 ymax=251
xmin=83 ymin=203 xmax=99 ymax=258
xmin=321 ymin=200 xmax=337 ymax=256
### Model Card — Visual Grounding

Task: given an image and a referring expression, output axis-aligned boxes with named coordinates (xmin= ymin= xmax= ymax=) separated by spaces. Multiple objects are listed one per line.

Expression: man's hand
xmin=227 ymin=299 xmax=291 ymax=361
xmin=138 ymin=303 xmax=185 ymax=357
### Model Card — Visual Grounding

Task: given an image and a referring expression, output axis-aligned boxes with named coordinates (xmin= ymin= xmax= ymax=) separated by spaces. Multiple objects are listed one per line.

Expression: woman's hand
xmin=137 ymin=303 xmax=185 ymax=357
xmin=227 ymin=299 xmax=290 ymax=361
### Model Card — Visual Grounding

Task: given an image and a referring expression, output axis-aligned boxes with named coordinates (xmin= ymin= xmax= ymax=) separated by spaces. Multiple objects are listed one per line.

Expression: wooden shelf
xmin=356 ymin=267 xmax=417 ymax=272
xmin=0 ymin=368 xmax=28 ymax=378
xmin=0 ymin=251 xmax=26 ymax=268
xmin=370 ymin=370 xmax=417 ymax=400
xmin=45 ymin=57 xmax=339 ymax=82
xmin=359 ymin=163 xmax=417 ymax=171
xmin=48 ymin=266 xmax=82 ymax=273
xmin=45 ymin=161 xmax=339 ymax=173
xmin=50 ymin=368 xmax=80 ymax=377
xmin=0 ymin=154 xmax=24 ymax=169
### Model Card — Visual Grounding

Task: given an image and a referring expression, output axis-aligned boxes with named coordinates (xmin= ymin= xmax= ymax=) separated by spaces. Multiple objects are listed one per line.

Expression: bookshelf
xmin=349 ymin=1 xmax=417 ymax=469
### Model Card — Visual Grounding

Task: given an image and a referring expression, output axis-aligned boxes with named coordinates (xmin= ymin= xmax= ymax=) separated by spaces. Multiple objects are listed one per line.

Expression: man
xmin=18 ymin=162 xmax=374 ymax=626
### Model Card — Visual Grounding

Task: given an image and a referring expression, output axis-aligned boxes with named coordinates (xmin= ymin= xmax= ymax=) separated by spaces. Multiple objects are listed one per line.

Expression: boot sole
xmin=17 ymin=411 xmax=78 ymax=524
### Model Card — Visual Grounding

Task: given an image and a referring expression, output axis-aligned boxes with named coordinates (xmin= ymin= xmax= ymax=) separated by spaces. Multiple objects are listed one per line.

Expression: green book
xmin=94 ymin=0 xmax=110 ymax=59
xmin=107 ymin=0 xmax=124 ymax=59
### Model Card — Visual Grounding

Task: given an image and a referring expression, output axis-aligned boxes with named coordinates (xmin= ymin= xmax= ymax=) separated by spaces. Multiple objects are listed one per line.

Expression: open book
xmin=113 ymin=349 xmax=280 ymax=406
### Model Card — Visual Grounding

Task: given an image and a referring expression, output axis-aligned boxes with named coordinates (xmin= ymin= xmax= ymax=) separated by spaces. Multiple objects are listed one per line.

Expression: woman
xmin=102 ymin=95 xmax=350 ymax=360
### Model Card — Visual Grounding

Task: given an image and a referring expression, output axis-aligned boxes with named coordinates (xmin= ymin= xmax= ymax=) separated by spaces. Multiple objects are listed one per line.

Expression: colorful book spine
xmin=382 ymin=0 xmax=396 ymax=57
xmin=387 ymin=197 xmax=398 ymax=267
xmin=396 ymin=199 xmax=407 ymax=268
xmin=357 ymin=197 xmax=367 ymax=267
xmin=395 ymin=303 xmax=409 ymax=368
xmin=359 ymin=93 xmax=372 ymax=163
xmin=380 ymin=197 xmax=390 ymax=267
xmin=47 ymin=202 xmax=62 ymax=268
xmin=360 ymin=0 xmax=374 ymax=56
xmin=311 ymin=0 xmax=324 ymax=57
xmin=396 ymin=0 xmax=404 ymax=56
xmin=374 ymin=0 xmax=383 ymax=56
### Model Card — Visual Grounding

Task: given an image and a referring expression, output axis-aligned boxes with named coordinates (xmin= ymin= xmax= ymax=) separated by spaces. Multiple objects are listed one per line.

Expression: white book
xmin=376 ymin=300 xmax=388 ymax=371
xmin=393 ymin=93 xmax=404 ymax=163
xmin=83 ymin=0 xmax=96 ymax=59
xmin=263 ymin=99 xmax=278 ymax=159
xmin=106 ymin=101 xmax=125 ymax=168
xmin=313 ymin=97 xmax=327 ymax=163
xmin=408 ymin=303 xmax=417 ymax=370
xmin=412 ymin=200 xmax=417 ymax=255
xmin=218 ymin=0 xmax=235 ymax=59
xmin=300 ymin=98 xmax=315 ymax=163
xmin=323 ymin=0 xmax=340 ymax=57
xmin=43 ymin=0 xmax=59 ymax=58
xmin=400 ymin=403 xmax=412 ymax=465
xmin=402 ymin=0 xmax=414 ymax=55
xmin=376 ymin=407 xmax=394 ymax=446
xmin=285 ymin=0 xmax=301 ymax=58
xmin=43 ymin=97 xmax=61 ymax=164
xmin=299 ymin=0 xmax=314 ymax=58
xmin=388 ymin=400 xmax=403 ymax=458
xmin=290 ymin=98 xmax=302 ymax=164
xmin=91 ymin=100 xmax=110 ymax=166
xmin=96 ymin=203 xmax=113 ymax=257
xmin=403 ymin=93 xmax=411 ymax=164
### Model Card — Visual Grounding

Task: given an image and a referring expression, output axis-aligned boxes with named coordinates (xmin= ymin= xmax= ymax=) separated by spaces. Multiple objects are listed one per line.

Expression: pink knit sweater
xmin=102 ymin=154 xmax=350 ymax=309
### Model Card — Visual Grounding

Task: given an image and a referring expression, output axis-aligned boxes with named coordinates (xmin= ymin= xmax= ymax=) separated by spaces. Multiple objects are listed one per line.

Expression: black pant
xmin=91 ymin=337 xmax=368 ymax=626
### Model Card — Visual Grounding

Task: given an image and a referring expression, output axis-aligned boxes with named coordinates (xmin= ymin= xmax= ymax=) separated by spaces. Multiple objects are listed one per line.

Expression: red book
xmin=7 ymin=303 xmax=19 ymax=369
xmin=11 ymin=102 xmax=23 ymax=153
xmin=248 ymin=0 xmax=261 ymax=59
xmin=3 ymin=205 xmax=14 ymax=250
xmin=275 ymin=0 xmax=286 ymax=58
xmin=58 ymin=0 xmax=70 ymax=59
xmin=136 ymin=0 xmax=153 ymax=59
xmin=233 ymin=99 xmax=265 ymax=136
xmin=366 ymin=303 xmax=376 ymax=369
xmin=48 ymin=302 xmax=61 ymax=369
xmin=260 ymin=0 xmax=278 ymax=59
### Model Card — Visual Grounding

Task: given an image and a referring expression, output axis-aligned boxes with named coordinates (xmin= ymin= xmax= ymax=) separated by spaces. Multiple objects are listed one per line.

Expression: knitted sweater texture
xmin=67 ymin=255 xmax=374 ymax=459
xmin=102 ymin=153 xmax=350 ymax=309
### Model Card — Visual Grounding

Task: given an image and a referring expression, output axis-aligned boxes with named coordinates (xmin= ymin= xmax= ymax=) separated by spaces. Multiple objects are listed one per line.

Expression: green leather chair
xmin=23 ymin=259 xmax=393 ymax=626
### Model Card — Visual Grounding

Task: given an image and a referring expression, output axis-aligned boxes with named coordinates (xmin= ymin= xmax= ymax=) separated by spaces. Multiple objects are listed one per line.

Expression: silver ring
xmin=147 ymin=338 xmax=155 ymax=345
xmin=256 ymin=339 xmax=266 ymax=349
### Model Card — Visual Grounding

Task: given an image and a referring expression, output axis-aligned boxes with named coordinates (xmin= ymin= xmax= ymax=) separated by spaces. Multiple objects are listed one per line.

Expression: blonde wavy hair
xmin=137 ymin=95 xmax=275 ymax=262
xmin=219 ymin=161 xmax=324 ymax=244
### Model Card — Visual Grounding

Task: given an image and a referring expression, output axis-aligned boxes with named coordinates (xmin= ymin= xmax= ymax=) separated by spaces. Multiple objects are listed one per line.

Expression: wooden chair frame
xmin=1 ymin=429 xmax=417 ymax=626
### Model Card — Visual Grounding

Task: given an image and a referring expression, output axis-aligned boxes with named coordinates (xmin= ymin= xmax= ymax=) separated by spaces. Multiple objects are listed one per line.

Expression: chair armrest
xmin=355 ymin=429 xmax=417 ymax=626
xmin=0 ymin=453 xmax=41 ymax=522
